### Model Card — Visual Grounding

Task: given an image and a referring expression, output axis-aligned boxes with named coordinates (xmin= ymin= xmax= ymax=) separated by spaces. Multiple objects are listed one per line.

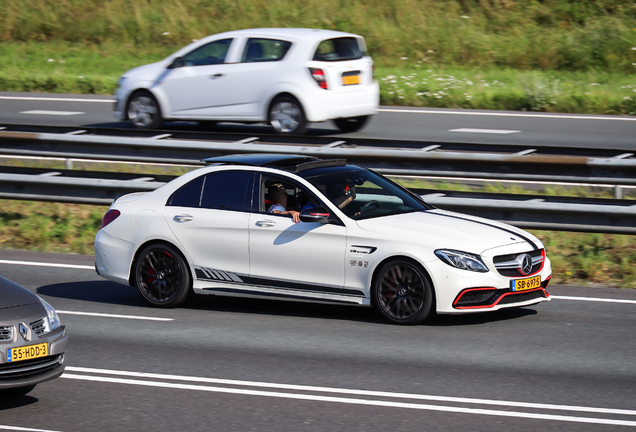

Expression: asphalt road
xmin=1 ymin=92 xmax=636 ymax=150
xmin=1 ymin=249 xmax=636 ymax=431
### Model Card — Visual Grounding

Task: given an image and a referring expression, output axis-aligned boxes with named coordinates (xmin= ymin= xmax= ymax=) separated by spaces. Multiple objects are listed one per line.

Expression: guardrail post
xmin=614 ymin=185 xmax=622 ymax=200
xmin=65 ymin=159 xmax=73 ymax=170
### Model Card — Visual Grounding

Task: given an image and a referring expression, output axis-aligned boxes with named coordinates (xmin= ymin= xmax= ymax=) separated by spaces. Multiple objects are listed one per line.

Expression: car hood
xmin=354 ymin=209 xmax=541 ymax=254
xmin=0 ymin=275 xmax=40 ymax=309
xmin=124 ymin=61 xmax=165 ymax=79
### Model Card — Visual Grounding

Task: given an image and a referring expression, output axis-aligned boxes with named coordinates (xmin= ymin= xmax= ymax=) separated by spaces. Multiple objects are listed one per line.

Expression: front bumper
xmin=0 ymin=325 xmax=68 ymax=390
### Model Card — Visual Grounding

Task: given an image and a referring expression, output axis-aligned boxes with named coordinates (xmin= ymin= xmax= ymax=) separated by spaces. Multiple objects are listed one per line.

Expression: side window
xmin=201 ymin=171 xmax=253 ymax=211
xmin=261 ymin=176 xmax=322 ymax=214
xmin=182 ymin=38 xmax=232 ymax=66
xmin=313 ymin=37 xmax=363 ymax=62
xmin=167 ymin=175 xmax=204 ymax=207
xmin=241 ymin=38 xmax=292 ymax=63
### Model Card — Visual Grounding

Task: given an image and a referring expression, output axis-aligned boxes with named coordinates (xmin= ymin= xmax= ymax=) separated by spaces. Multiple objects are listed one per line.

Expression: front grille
xmin=29 ymin=317 xmax=46 ymax=336
xmin=494 ymin=249 xmax=544 ymax=277
xmin=0 ymin=354 xmax=63 ymax=381
xmin=499 ymin=289 xmax=547 ymax=305
xmin=0 ymin=326 xmax=13 ymax=342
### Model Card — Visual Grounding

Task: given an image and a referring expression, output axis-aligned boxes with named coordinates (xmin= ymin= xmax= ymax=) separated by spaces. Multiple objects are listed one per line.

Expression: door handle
xmin=255 ymin=220 xmax=276 ymax=227
xmin=173 ymin=214 xmax=194 ymax=223
xmin=210 ymin=73 xmax=224 ymax=79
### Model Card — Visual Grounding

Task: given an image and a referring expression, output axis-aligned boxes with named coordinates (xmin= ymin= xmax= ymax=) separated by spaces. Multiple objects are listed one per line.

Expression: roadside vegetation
xmin=1 ymin=0 xmax=635 ymax=114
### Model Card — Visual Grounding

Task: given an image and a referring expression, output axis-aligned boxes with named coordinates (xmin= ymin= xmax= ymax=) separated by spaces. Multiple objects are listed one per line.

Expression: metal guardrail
xmin=1 ymin=125 xmax=636 ymax=188
xmin=0 ymin=167 xmax=635 ymax=234
xmin=1 ymin=124 xmax=635 ymax=233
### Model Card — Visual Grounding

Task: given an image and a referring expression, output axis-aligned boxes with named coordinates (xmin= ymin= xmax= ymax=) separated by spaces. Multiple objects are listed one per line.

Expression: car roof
xmin=202 ymin=153 xmax=347 ymax=172
xmin=204 ymin=28 xmax=362 ymax=42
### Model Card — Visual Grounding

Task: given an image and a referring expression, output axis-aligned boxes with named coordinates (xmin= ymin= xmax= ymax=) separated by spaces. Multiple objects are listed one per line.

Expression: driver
xmin=267 ymin=183 xmax=300 ymax=223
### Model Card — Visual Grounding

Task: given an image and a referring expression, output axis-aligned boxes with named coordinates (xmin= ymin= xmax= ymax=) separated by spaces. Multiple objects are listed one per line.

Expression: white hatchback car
xmin=113 ymin=28 xmax=379 ymax=134
xmin=94 ymin=154 xmax=552 ymax=325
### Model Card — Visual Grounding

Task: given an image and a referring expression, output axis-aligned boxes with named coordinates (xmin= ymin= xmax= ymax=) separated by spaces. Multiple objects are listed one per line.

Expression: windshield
xmin=300 ymin=166 xmax=431 ymax=220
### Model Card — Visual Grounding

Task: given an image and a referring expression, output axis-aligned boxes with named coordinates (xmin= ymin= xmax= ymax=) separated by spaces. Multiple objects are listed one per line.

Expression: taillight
xmin=309 ymin=68 xmax=328 ymax=90
xmin=100 ymin=209 xmax=121 ymax=229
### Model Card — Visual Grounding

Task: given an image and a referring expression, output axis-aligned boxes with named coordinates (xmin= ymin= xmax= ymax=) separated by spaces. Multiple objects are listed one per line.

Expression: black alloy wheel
xmin=333 ymin=115 xmax=370 ymax=133
xmin=134 ymin=244 xmax=192 ymax=307
xmin=373 ymin=259 xmax=433 ymax=325
xmin=126 ymin=90 xmax=163 ymax=129
xmin=268 ymin=95 xmax=307 ymax=135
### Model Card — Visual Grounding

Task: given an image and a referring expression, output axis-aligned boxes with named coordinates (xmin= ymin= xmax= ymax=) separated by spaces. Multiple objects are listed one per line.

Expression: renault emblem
xmin=19 ymin=323 xmax=31 ymax=342
xmin=519 ymin=254 xmax=533 ymax=275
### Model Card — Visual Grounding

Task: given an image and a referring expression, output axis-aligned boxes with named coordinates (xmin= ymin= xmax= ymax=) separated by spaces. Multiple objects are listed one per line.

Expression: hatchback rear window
xmin=313 ymin=37 xmax=364 ymax=62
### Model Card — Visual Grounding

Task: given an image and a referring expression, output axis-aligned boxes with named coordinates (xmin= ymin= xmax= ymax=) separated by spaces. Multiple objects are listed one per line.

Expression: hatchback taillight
xmin=100 ymin=209 xmax=121 ymax=229
xmin=309 ymin=68 xmax=328 ymax=90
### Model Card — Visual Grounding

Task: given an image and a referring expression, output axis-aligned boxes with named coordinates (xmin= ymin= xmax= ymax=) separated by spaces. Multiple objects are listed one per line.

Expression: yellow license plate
xmin=8 ymin=343 xmax=48 ymax=362
xmin=511 ymin=275 xmax=541 ymax=292
xmin=342 ymin=75 xmax=360 ymax=85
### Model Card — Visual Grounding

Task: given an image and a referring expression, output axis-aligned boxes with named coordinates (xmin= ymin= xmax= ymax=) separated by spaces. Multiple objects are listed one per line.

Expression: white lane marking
xmin=0 ymin=426 xmax=66 ymax=432
xmin=552 ymin=295 xmax=636 ymax=305
xmin=61 ymin=373 xmax=636 ymax=427
xmin=1 ymin=95 xmax=633 ymax=121
xmin=0 ymin=96 xmax=113 ymax=103
xmin=58 ymin=311 xmax=173 ymax=321
xmin=0 ymin=259 xmax=93 ymax=270
xmin=66 ymin=366 xmax=636 ymax=416
xmin=379 ymin=108 xmax=636 ymax=121
xmin=20 ymin=110 xmax=84 ymax=116
xmin=449 ymin=128 xmax=520 ymax=134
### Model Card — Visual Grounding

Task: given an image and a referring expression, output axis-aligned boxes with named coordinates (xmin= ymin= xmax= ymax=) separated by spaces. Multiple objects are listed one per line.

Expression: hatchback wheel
xmin=373 ymin=260 xmax=433 ymax=325
xmin=333 ymin=115 xmax=370 ymax=133
xmin=127 ymin=91 xmax=162 ymax=129
xmin=134 ymin=244 xmax=192 ymax=307
xmin=268 ymin=96 xmax=307 ymax=134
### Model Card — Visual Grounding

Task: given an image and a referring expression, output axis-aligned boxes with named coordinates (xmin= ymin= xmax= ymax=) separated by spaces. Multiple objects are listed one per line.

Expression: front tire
xmin=372 ymin=259 xmax=433 ymax=325
xmin=333 ymin=115 xmax=370 ymax=133
xmin=127 ymin=90 xmax=163 ymax=129
xmin=134 ymin=244 xmax=192 ymax=307
xmin=268 ymin=96 xmax=307 ymax=135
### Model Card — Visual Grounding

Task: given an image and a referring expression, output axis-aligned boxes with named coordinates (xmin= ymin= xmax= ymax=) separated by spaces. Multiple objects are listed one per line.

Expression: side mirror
xmin=299 ymin=206 xmax=331 ymax=223
xmin=167 ymin=56 xmax=185 ymax=69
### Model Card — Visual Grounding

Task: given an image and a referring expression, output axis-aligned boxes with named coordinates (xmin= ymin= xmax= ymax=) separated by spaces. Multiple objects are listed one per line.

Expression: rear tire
xmin=134 ymin=244 xmax=192 ymax=307
xmin=268 ymin=96 xmax=307 ymax=135
xmin=372 ymin=259 xmax=433 ymax=325
xmin=126 ymin=90 xmax=163 ymax=129
xmin=333 ymin=115 xmax=370 ymax=133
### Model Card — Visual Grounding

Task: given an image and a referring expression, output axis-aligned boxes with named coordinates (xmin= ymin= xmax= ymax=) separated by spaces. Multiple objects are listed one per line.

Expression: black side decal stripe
xmin=201 ymin=288 xmax=362 ymax=304
xmin=430 ymin=211 xmax=539 ymax=251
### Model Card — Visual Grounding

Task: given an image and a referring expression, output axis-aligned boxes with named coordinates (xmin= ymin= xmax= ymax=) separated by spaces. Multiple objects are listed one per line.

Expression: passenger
xmin=268 ymin=183 xmax=300 ymax=223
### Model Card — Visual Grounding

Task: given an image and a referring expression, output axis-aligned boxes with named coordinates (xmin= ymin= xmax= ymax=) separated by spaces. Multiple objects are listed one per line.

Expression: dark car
xmin=0 ymin=275 xmax=68 ymax=397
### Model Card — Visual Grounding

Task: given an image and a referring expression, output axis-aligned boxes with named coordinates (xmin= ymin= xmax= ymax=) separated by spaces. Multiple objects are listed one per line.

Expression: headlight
xmin=435 ymin=249 xmax=489 ymax=273
xmin=117 ymin=76 xmax=127 ymax=88
xmin=39 ymin=298 xmax=61 ymax=333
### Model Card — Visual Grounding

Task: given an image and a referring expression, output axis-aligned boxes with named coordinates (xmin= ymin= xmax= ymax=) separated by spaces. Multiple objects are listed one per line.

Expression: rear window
xmin=313 ymin=37 xmax=364 ymax=62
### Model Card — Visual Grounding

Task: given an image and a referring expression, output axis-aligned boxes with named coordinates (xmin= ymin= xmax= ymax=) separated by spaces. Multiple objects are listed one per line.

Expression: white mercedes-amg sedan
xmin=113 ymin=28 xmax=379 ymax=134
xmin=94 ymin=154 xmax=552 ymax=325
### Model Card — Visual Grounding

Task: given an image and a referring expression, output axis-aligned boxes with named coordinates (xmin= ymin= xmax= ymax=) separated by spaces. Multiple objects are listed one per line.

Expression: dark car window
xmin=313 ymin=37 xmax=363 ymax=62
xmin=200 ymin=171 xmax=253 ymax=211
xmin=182 ymin=38 xmax=232 ymax=66
xmin=167 ymin=175 xmax=204 ymax=207
xmin=241 ymin=38 xmax=292 ymax=63
xmin=301 ymin=166 xmax=431 ymax=220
